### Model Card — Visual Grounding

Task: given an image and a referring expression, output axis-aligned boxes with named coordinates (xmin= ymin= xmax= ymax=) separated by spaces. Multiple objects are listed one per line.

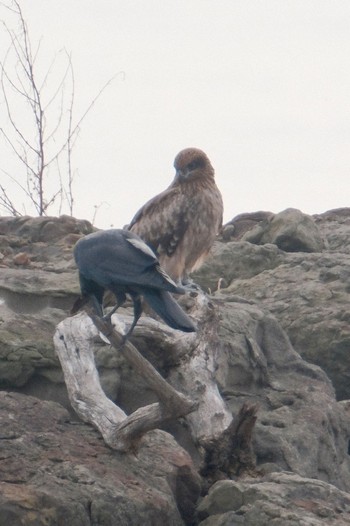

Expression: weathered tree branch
xmin=54 ymin=290 xmax=258 ymax=479
xmin=87 ymin=307 xmax=196 ymax=416
xmin=54 ymin=310 xmax=197 ymax=451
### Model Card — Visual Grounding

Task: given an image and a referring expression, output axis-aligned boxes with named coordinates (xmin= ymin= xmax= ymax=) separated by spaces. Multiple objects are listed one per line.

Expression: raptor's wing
xmin=128 ymin=187 xmax=190 ymax=257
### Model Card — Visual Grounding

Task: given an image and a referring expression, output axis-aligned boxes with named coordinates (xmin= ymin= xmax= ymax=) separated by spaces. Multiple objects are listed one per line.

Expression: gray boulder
xmin=197 ymin=472 xmax=350 ymax=525
xmin=243 ymin=207 xmax=324 ymax=252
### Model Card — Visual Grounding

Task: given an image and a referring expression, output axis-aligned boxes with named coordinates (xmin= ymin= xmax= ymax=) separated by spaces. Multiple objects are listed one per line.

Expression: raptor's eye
xmin=187 ymin=160 xmax=198 ymax=171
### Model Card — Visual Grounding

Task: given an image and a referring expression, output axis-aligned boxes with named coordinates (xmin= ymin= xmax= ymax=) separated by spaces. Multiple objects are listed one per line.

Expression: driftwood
xmin=54 ymin=308 xmax=196 ymax=451
xmin=54 ymin=291 xmax=258 ymax=474
xmin=164 ymin=293 xmax=233 ymax=442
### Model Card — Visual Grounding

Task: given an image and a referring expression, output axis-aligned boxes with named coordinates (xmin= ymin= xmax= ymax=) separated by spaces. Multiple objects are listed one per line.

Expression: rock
xmin=0 ymin=391 xmax=201 ymax=525
xmin=0 ymin=304 xmax=64 ymax=387
xmin=214 ymin=298 xmax=350 ymax=492
xmin=197 ymin=472 xmax=350 ymax=525
xmin=0 ymin=216 xmax=91 ymax=396
xmin=0 ymin=214 xmax=93 ymax=243
xmin=315 ymin=208 xmax=350 ymax=253
xmin=210 ymin=247 xmax=350 ymax=400
xmin=0 ymin=215 xmax=93 ymax=273
xmin=2 ymin=213 xmax=350 ymax=525
xmin=221 ymin=211 xmax=274 ymax=241
xmin=242 ymin=208 xmax=324 ymax=252
xmin=193 ymin=208 xmax=350 ymax=400
xmin=13 ymin=252 xmax=31 ymax=266
xmin=192 ymin=241 xmax=285 ymax=294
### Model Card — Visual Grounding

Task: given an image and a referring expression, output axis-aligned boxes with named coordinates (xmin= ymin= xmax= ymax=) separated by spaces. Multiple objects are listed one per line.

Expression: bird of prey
xmin=128 ymin=148 xmax=223 ymax=284
xmin=73 ymin=229 xmax=196 ymax=340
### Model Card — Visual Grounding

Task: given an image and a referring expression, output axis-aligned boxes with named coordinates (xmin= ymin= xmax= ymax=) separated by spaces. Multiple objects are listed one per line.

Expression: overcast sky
xmin=1 ymin=0 xmax=350 ymax=228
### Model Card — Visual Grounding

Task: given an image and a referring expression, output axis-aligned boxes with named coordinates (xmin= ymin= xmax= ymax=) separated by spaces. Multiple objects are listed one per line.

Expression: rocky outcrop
xmin=194 ymin=207 xmax=350 ymax=401
xmin=197 ymin=473 xmax=350 ymax=525
xmin=1 ymin=211 xmax=350 ymax=524
xmin=0 ymin=391 xmax=200 ymax=525
xmin=0 ymin=215 xmax=90 ymax=398
xmin=242 ymin=207 xmax=324 ymax=252
xmin=215 ymin=298 xmax=350 ymax=491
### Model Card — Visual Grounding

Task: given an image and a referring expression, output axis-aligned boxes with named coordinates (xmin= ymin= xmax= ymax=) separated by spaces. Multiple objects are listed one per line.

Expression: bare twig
xmin=91 ymin=201 xmax=111 ymax=226
xmin=46 ymin=72 xmax=123 ymax=168
xmin=0 ymin=0 xmax=121 ymax=217
xmin=0 ymin=183 xmax=21 ymax=215
xmin=66 ymin=52 xmax=75 ymax=216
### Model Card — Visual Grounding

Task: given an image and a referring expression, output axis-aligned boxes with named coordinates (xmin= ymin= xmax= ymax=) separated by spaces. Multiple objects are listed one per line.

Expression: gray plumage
xmin=73 ymin=229 xmax=196 ymax=338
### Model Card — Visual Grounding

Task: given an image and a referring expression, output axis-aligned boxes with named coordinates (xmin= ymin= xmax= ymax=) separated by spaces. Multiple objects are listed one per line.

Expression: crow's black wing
xmin=74 ymin=229 xmax=182 ymax=292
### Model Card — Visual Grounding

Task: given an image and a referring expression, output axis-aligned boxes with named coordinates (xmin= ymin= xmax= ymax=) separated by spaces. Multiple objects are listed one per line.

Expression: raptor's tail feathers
xmin=142 ymin=289 xmax=196 ymax=333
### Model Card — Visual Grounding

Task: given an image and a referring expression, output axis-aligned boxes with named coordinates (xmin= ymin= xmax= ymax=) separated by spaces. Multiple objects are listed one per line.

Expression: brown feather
xmin=129 ymin=148 xmax=223 ymax=282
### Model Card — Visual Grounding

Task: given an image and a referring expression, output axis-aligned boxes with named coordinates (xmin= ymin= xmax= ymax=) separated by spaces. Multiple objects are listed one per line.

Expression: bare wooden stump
xmin=200 ymin=402 xmax=259 ymax=487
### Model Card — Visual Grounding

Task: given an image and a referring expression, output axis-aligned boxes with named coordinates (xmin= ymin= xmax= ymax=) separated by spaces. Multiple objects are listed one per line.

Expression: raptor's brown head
xmin=173 ymin=148 xmax=214 ymax=183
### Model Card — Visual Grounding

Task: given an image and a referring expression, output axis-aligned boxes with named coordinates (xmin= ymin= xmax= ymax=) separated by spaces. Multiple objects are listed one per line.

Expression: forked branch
xmin=54 ymin=310 xmax=196 ymax=451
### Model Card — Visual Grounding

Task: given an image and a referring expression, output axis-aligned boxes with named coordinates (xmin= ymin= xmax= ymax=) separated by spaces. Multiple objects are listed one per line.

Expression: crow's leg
xmin=78 ymin=275 xmax=105 ymax=316
xmin=103 ymin=292 xmax=127 ymax=323
xmin=91 ymin=295 xmax=104 ymax=317
xmin=120 ymin=294 xmax=143 ymax=345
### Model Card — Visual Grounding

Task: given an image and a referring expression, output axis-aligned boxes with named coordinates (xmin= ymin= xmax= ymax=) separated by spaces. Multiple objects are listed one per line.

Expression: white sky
xmin=1 ymin=0 xmax=350 ymax=228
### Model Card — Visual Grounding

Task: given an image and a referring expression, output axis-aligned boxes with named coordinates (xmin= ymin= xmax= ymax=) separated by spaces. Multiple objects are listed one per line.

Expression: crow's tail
xmin=142 ymin=289 xmax=196 ymax=333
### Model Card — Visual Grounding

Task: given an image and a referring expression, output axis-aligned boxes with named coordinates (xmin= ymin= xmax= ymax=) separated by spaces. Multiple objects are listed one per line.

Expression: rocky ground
xmin=0 ymin=210 xmax=350 ymax=525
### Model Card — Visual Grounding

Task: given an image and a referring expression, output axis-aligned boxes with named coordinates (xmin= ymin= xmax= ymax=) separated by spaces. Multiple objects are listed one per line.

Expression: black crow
xmin=73 ymin=229 xmax=196 ymax=340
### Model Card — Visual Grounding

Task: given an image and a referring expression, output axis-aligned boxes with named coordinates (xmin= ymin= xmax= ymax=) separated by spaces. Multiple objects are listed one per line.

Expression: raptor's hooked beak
xmin=175 ymin=168 xmax=188 ymax=181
